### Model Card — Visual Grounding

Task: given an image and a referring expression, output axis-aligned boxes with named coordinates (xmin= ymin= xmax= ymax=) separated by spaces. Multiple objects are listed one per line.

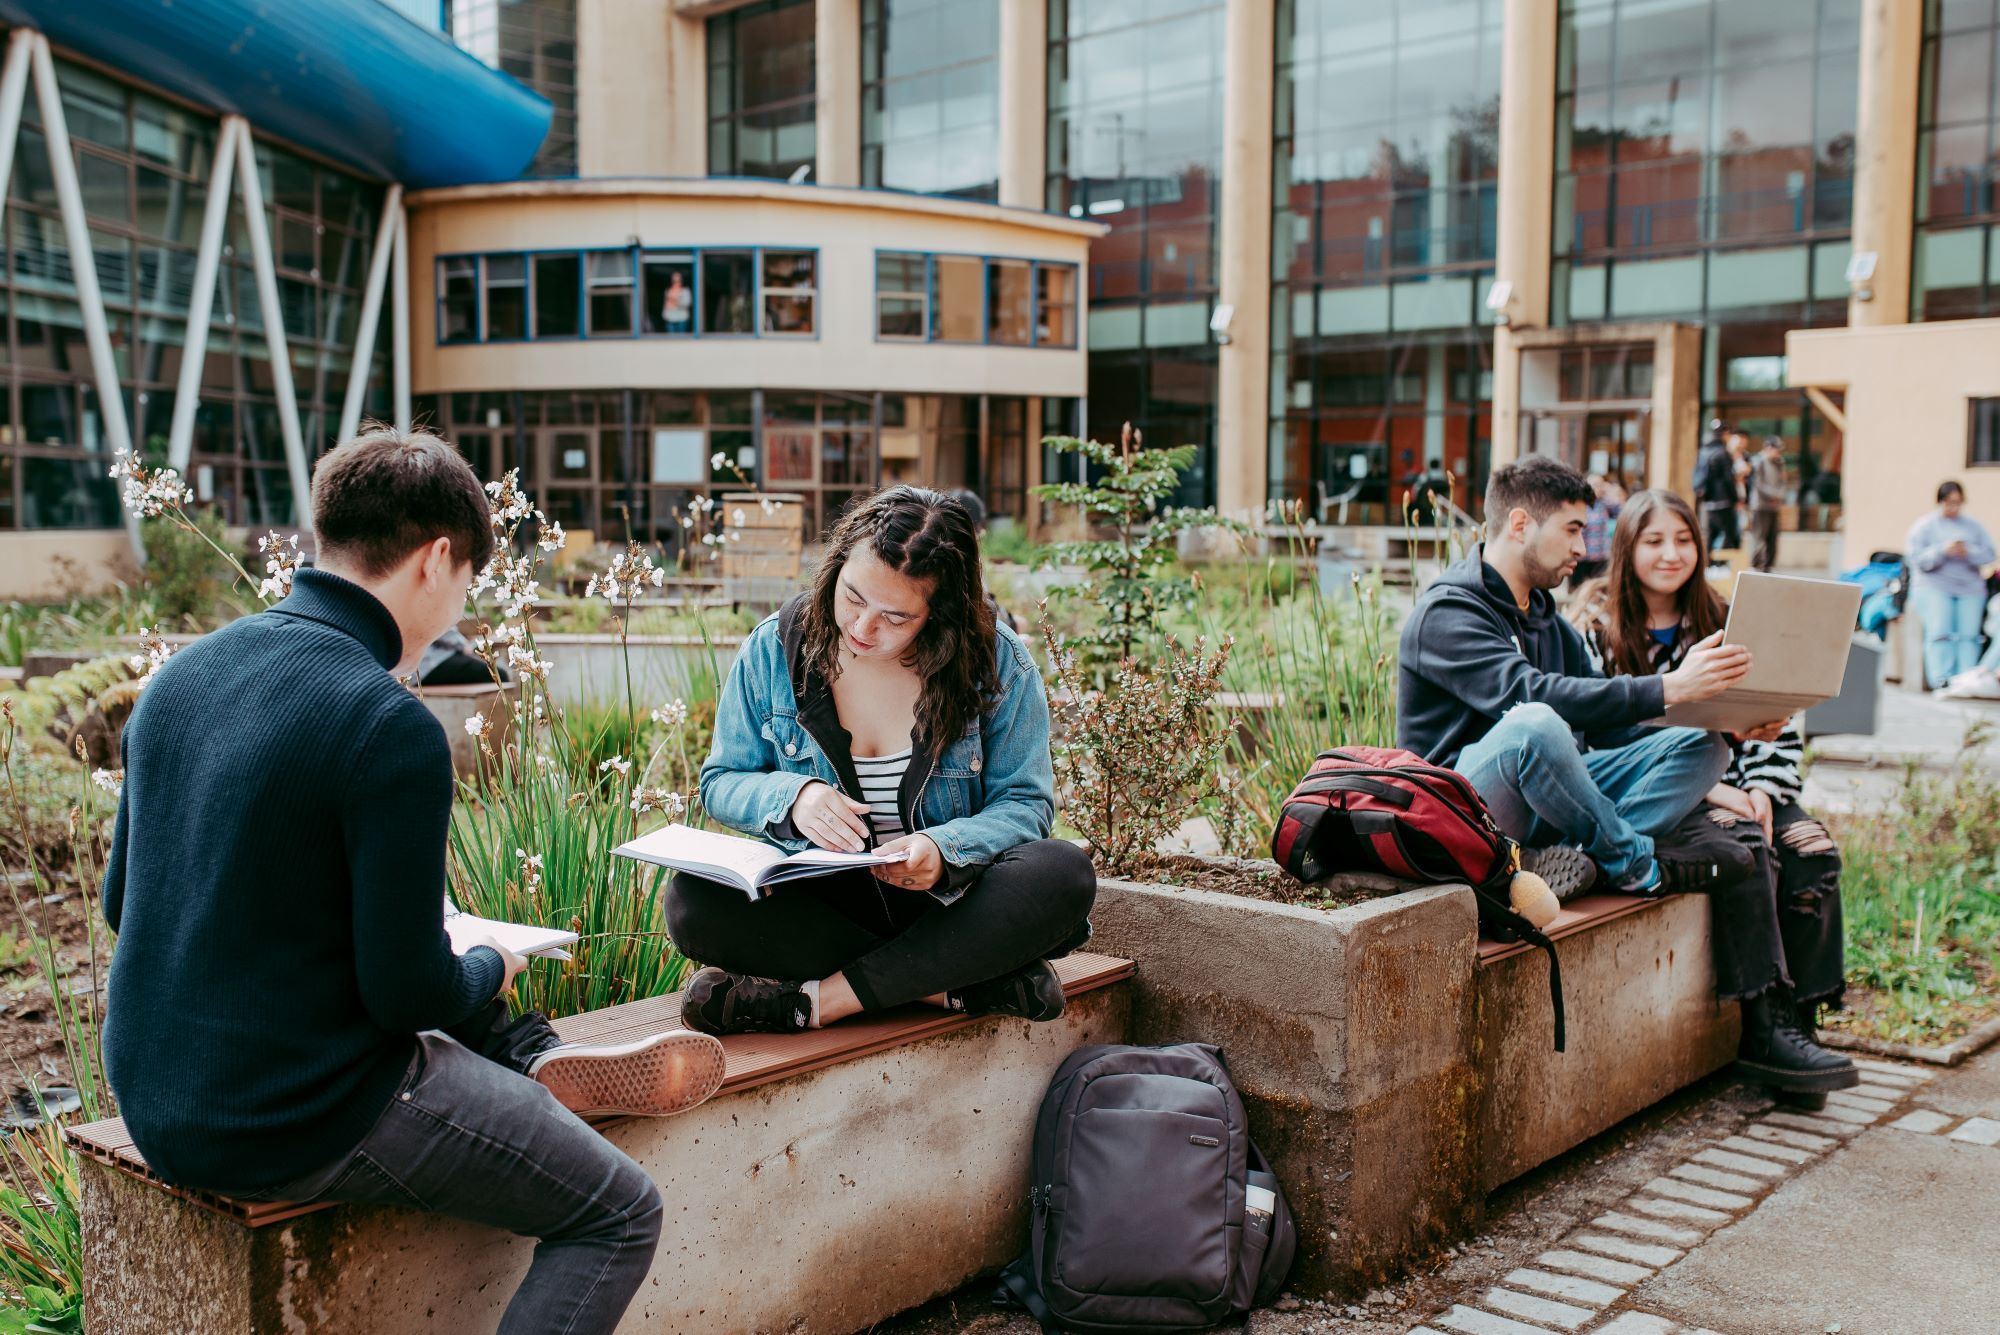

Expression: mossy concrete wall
xmin=78 ymin=984 xmax=1130 ymax=1335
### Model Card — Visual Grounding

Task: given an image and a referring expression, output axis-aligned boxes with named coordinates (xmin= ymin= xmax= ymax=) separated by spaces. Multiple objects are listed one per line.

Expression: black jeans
xmin=664 ymin=838 xmax=1097 ymax=1011
xmin=218 ymin=1034 xmax=664 ymax=1335
xmin=1663 ymin=802 xmax=1845 ymax=1004
xmin=1702 ymin=503 xmax=1741 ymax=553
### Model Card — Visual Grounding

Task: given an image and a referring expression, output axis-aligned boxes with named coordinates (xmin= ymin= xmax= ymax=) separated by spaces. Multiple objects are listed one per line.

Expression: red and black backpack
xmin=1271 ymin=746 xmax=1565 ymax=1049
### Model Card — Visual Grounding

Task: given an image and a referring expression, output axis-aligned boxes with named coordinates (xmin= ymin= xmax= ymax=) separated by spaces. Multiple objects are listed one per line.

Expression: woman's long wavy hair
xmin=1597 ymin=488 xmax=1726 ymax=678
xmin=798 ymin=486 xmax=999 ymax=753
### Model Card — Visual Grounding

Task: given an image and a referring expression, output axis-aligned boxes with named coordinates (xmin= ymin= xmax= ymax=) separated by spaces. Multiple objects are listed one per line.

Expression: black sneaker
xmin=679 ymin=967 xmax=811 ymax=1035
xmin=1522 ymin=845 xmax=1597 ymax=902
xmin=946 ymin=961 xmax=1065 ymax=1022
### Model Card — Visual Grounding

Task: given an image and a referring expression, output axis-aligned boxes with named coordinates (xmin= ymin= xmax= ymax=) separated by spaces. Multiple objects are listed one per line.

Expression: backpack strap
xmin=993 ymin=1257 xmax=1062 ymax=1334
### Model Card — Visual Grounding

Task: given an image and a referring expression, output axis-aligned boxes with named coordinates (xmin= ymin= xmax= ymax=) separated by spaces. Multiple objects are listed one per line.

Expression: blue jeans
xmin=1456 ymin=703 xmax=1731 ymax=886
xmin=1913 ymin=587 xmax=1987 ymax=686
xmin=219 ymin=1034 xmax=664 ymax=1334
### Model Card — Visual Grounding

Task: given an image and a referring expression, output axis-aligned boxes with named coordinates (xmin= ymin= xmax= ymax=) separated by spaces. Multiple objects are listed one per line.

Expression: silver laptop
xmin=1660 ymin=572 xmax=1863 ymax=733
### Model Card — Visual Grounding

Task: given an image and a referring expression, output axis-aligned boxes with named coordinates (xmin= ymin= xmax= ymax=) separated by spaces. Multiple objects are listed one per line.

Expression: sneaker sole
xmin=1524 ymin=846 xmax=1598 ymax=902
xmin=532 ymin=1031 xmax=727 ymax=1119
xmin=1732 ymin=1056 xmax=1861 ymax=1094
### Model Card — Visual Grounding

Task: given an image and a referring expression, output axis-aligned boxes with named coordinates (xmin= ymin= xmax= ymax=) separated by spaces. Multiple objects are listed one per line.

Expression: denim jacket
xmin=699 ymin=595 xmax=1056 ymax=899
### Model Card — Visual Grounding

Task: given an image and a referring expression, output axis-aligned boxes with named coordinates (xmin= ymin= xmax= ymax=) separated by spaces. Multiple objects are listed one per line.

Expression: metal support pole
xmin=167 ymin=115 xmax=242 ymax=471
xmin=336 ymin=183 xmax=402 ymax=444
xmin=0 ymin=29 xmax=35 ymax=236
xmin=391 ymin=201 xmax=411 ymax=431
xmin=232 ymin=122 xmax=314 ymax=528
xmin=30 ymin=33 xmax=145 ymax=560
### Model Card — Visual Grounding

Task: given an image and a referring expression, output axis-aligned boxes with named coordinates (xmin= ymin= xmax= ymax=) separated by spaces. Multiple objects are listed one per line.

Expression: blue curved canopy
xmin=0 ymin=0 xmax=551 ymax=187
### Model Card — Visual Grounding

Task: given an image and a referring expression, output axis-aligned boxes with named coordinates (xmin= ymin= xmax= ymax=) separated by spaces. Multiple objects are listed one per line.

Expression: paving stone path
xmin=1402 ymin=1059 xmax=1934 ymax=1335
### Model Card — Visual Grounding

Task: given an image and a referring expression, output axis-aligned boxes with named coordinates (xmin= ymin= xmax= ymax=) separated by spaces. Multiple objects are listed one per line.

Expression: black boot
xmin=1736 ymin=988 xmax=1858 ymax=1095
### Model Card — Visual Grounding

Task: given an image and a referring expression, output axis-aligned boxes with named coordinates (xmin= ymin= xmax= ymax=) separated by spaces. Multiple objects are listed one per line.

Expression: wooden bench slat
xmin=1475 ymin=892 xmax=1657 ymax=965
xmin=66 ymin=951 xmax=1134 ymax=1228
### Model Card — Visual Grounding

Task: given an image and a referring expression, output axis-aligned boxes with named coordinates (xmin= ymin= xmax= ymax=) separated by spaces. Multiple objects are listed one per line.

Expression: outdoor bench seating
xmin=69 ymin=952 xmax=1135 ymax=1335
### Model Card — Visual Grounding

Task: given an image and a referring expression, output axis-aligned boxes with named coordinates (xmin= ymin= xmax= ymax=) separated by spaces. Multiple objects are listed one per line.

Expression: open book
xmin=612 ymin=823 xmax=910 ymax=900
xmin=443 ymin=895 xmax=579 ymax=961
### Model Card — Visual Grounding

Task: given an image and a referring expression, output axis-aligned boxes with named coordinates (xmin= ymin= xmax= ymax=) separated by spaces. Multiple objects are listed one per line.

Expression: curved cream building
xmin=407 ymin=177 xmax=1097 ymax=544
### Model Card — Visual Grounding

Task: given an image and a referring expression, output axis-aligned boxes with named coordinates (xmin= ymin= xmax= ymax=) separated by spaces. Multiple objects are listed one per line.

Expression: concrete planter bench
xmin=529 ymin=634 xmax=741 ymax=707
xmin=1087 ymin=865 xmax=1737 ymax=1298
xmin=71 ymin=954 xmax=1133 ymax=1334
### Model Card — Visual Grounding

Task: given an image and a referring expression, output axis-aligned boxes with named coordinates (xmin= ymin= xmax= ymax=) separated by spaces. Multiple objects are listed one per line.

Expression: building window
xmin=485 ymin=255 xmax=528 ymax=339
xmin=702 ymin=251 xmax=756 ymax=332
xmin=932 ymin=255 xmax=984 ymax=341
xmin=1915 ymin=3 xmax=2000 ymax=318
xmin=1971 ymin=398 xmax=2000 ymax=466
xmin=439 ymin=246 xmax=820 ymax=343
xmin=449 ymin=0 xmax=578 ymax=176
xmin=1037 ymin=262 xmax=1077 ymax=346
xmin=644 ymin=251 xmax=696 ymax=334
xmin=708 ymin=0 xmax=818 ymax=180
xmin=440 ymin=257 xmax=479 ymax=344
xmin=877 ymin=251 xmax=928 ymax=337
xmin=586 ymin=250 xmax=635 ymax=336
xmin=532 ymin=254 xmax=582 ymax=338
xmin=760 ymin=250 xmax=817 ymax=334
xmin=986 ymin=258 xmax=1031 ymax=345
xmin=861 ymin=0 xmax=1000 ymax=200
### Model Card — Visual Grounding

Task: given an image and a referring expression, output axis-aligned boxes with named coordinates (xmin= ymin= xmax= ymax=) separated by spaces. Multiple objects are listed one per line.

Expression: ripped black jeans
xmin=1692 ymin=799 xmax=1846 ymax=1006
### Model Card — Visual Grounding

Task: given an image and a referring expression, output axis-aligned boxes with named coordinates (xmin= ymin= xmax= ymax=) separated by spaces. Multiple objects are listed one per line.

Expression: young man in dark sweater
xmin=102 ymin=428 xmax=725 ymax=1333
xmin=1398 ymin=456 xmax=1856 ymax=1094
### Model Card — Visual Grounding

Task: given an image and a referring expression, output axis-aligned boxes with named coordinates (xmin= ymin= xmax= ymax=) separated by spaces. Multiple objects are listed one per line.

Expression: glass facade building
xmin=709 ymin=0 xmax=819 ymax=180
xmin=1270 ymin=0 xmax=1504 ymax=521
xmin=449 ymin=0 xmax=579 ymax=177
xmin=1047 ymin=0 xmax=1226 ymax=505
xmin=1 ymin=56 xmax=387 ymax=531
xmin=1914 ymin=0 xmax=2000 ymax=319
xmin=861 ymin=0 xmax=1000 ymax=200
xmin=1549 ymin=0 xmax=1861 ymax=523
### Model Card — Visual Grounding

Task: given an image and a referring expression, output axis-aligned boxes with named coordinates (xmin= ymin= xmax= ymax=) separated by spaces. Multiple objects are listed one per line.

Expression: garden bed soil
xmin=1120 ymin=852 xmax=1416 ymax=910
xmin=1822 ymin=956 xmax=2000 ymax=1064
xmin=0 ymin=885 xmax=99 ymax=1105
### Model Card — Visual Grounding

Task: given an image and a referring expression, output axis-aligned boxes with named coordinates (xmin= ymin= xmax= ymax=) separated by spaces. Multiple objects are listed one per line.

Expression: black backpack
xmin=994 ymin=1043 xmax=1298 ymax=1332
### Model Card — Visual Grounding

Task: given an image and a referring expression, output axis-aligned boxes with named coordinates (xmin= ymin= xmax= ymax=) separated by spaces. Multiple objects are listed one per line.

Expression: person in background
xmin=1726 ymin=427 xmax=1753 ymax=546
xmin=661 ymin=269 xmax=693 ymax=334
xmin=1570 ymin=473 xmax=1625 ymax=590
xmin=1573 ymin=488 xmax=1856 ymax=1106
xmin=946 ymin=486 xmax=1025 ymax=634
xmin=1906 ymin=481 xmax=1996 ymax=688
xmin=1693 ymin=421 xmax=1740 ymax=553
xmin=1749 ymin=435 xmax=1788 ymax=574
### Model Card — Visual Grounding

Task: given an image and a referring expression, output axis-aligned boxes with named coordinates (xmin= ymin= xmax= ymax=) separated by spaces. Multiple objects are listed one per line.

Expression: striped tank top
xmin=852 ymin=747 xmax=912 ymax=839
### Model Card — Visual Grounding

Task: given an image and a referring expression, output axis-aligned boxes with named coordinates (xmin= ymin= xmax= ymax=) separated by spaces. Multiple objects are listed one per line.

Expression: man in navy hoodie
xmin=1397 ymin=455 xmax=1746 ymax=898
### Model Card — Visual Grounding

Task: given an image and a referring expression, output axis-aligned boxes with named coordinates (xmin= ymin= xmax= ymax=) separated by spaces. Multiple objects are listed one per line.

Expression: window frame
xmin=757 ymin=248 xmax=819 ymax=337
xmin=437 ymin=255 xmax=481 ymax=346
xmin=481 ymin=252 xmax=529 ymax=342
xmin=869 ymin=249 xmax=1082 ymax=348
xmin=584 ymin=248 xmax=638 ymax=338
xmin=875 ymin=250 xmax=931 ymax=340
xmin=1970 ymin=396 xmax=2000 ymax=467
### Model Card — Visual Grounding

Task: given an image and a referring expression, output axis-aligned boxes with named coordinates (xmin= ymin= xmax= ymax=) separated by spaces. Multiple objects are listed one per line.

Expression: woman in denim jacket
xmin=667 ymin=487 xmax=1096 ymax=1035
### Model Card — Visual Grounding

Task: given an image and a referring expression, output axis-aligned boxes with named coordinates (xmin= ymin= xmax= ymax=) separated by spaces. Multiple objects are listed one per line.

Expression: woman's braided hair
xmin=799 ymin=486 xmax=1000 ymax=753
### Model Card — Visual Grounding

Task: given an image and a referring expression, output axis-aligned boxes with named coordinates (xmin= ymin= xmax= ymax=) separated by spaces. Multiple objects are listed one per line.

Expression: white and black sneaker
xmin=1521 ymin=845 xmax=1598 ymax=902
xmin=526 ymin=1030 xmax=726 ymax=1118
xmin=946 ymin=961 xmax=1066 ymax=1022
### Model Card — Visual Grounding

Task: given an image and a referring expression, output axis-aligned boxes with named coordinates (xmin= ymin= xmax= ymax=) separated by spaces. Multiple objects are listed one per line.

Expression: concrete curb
xmin=1821 ymin=1010 xmax=2000 ymax=1066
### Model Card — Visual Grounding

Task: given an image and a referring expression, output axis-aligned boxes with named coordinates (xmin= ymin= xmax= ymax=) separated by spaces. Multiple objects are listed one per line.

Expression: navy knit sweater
xmin=102 ymin=569 xmax=501 ymax=1191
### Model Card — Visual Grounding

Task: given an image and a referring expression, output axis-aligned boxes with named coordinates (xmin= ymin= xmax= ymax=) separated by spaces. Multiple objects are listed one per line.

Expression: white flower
xmin=109 ymin=450 xmax=194 ymax=518
xmin=592 ymin=543 xmax=664 ymax=602
xmin=514 ymin=846 xmax=545 ymax=896
xmin=537 ymin=520 xmax=567 ymax=553
xmin=731 ymin=509 xmax=746 ymax=527
xmin=598 ymin=755 xmax=632 ymax=778
xmin=128 ymin=627 xmax=173 ymax=687
xmin=463 ymin=714 xmax=489 ymax=738
xmin=256 ymin=530 xmax=303 ymax=602
xmin=484 ymin=470 xmax=536 ymax=528
xmin=91 ymin=768 xmax=123 ymax=797
xmin=650 ymin=699 xmax=688 ymax=729
xmin=505 ymin=643 xmax=553 ymax=681
xmin=631 ymin=787 xmax=688 ymax=818
xmin=711 ymin=452 xmax=728 ymax=469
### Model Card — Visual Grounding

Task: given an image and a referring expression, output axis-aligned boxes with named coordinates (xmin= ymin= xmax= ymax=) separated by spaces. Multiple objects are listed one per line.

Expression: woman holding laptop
xmin=664 ymin=486 xmax=1095 ymax=1035
xmin=1572 ymin=489 xmax=1855 ymax=1106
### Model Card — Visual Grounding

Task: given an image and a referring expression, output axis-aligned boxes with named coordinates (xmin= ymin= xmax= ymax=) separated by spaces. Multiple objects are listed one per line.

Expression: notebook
xmin=443 ymin=896 xmax=578 ymax=961
xmin=612 ymin=823 xmax=910 ymax=900
xmin=1659 ymin=571 xmax=1863 ymax=733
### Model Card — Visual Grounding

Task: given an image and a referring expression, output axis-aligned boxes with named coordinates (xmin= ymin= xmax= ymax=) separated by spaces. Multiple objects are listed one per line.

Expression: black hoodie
xmin=1396 ymin=547 xmax=1667 ymax=768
